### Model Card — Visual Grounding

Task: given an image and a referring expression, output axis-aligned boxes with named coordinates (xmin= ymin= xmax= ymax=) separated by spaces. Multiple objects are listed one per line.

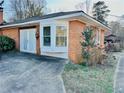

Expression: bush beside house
xmin=80 ymin=26 xmax=105 ymax=65
xmin=90 ymin=47 xmax=106 ymax=65
xmin=0 ymin=36 xmax=15 ymax=52
xmin=80 ymin=26 xmax=95 ymax=65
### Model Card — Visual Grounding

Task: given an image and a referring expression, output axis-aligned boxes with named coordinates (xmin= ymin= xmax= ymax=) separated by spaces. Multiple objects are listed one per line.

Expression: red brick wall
xmin=2 ymin=28 xmax=19 ymax=49
xmin=0 ymin=10 xmax=3 ymax=24
xmin=68 ymin=20 xmax=86 ymax=63
xmin=36 ymin=25 xmax=41 ymax=55
xmin=0 ymin=31 xmax=2 ymax=35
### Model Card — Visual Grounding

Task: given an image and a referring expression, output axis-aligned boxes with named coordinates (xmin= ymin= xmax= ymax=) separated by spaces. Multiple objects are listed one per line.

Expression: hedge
xmin=0 ymin=35 xmax=15 ymax=52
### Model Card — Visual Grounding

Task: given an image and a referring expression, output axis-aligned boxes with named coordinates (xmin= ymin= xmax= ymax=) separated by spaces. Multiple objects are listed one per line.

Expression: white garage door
xmin=20 ymin=28 xmax=36 ymax=53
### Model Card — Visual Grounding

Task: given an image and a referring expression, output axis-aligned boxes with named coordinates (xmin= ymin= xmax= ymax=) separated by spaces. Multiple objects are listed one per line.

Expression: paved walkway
xmin=114 ymin=56 xmax=124 ymax=93
xmin=0 ymin=52 xmax=67 ymax=93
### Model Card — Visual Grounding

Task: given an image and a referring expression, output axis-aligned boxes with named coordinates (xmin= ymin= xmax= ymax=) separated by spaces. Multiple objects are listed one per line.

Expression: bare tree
xmin=10 ymin=0 xmax=47 ymax=21
xmin=109 ymin=20 xmax=124 ymax=48
xmin=109 ymin=21 xmax=120 ymax=35
xmin=75 ymin=0 xmax=91 ymax=14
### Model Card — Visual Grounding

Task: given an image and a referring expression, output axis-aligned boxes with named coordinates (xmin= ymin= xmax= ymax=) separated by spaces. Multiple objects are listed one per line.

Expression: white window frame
xmin=43 ymin=26 xmax=51 ymax=46
xmin=98 ymin=30 xmax=101 ymax=44
xmin=56 ymin=25 xmax=67 ymax=47
xmin=54 ymin=21 xmax=68 ymax=52
xmin=95 ymin=29 xmax=101 ymax=45
xmin=40 ymin=20 xmax=55 ymax=52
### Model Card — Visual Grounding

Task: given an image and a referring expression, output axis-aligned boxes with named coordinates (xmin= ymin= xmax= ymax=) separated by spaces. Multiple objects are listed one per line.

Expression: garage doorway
xmin=20 ymin=28 xmax=36 ymax=53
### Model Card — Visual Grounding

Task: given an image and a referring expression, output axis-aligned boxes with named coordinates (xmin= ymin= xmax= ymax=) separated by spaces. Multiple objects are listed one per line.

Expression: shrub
xmin=112 ymin=43 xmax=122 ymax=52
xmin=80 ymin=26 xmax=95 ymax=65
xmin=80 ymin=26 xmax=106 ymax=65
xmin=105 ymin=42 xmax=122 ymax=52
xmin=0 ymin=35 xmax=15 ymax=52
xmin=90 ymin=47 xmax=107 ymax=65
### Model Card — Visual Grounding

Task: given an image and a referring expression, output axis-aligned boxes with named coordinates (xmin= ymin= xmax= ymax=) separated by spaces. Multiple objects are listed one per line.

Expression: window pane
xmin=43 ymin=26 xmax=50 ymax=36
xmin=56 ymin=26 xmax=66 ymax=36
xmin=56 ymin=26 xmax=67 ymax=47
xmin=44 ymin=37 xmax=51 ymax=46
xmin=56 ymin=37 xmax=67 ymax=46
xmin=43 ymin=26 xmax=51 ymax=46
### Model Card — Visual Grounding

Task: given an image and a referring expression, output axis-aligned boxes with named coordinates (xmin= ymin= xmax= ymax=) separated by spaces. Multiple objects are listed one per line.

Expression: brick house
xmin=0 ymin=8 xmax=110 ymax=63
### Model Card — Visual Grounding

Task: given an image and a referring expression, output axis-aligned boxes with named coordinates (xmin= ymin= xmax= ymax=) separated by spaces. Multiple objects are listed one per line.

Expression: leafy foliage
xmin=0 ymin=36 xmax=15 ymax=52
xmin=92 ymin=1 xmax=110 ymax=25
xmin=81 ymin=26 xmax=95 ymax=65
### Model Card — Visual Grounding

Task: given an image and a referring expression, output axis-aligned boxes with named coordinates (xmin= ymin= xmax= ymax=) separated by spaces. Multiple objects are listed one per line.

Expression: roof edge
xmin=0 ymin=10 xmax=110 ymax=30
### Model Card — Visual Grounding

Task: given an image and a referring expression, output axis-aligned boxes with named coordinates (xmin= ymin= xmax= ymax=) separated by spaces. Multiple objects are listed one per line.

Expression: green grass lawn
xmin=62 ymin=53 xmax=118 ymax=93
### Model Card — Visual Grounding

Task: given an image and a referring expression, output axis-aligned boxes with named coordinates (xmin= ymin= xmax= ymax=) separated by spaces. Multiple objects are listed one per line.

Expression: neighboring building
xmin=105 ymin=34 xmax=118 ymax=43
xmin=0 ymin=8 xmax=110 ymax=63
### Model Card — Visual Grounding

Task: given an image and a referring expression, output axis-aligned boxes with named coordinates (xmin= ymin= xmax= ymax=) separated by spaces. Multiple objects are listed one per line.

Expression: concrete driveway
xmin=0 ymin=52 xmax=67 ymax=93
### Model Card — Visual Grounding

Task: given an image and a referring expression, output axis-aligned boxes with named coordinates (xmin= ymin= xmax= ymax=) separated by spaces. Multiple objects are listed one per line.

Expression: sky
xmin=3 ymin=0 xmax=124 ymax=21
xmin=47 ymin=0 xmax=124 ymax=15
xmin=46 ymin=0 xmax=124 ymax=21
